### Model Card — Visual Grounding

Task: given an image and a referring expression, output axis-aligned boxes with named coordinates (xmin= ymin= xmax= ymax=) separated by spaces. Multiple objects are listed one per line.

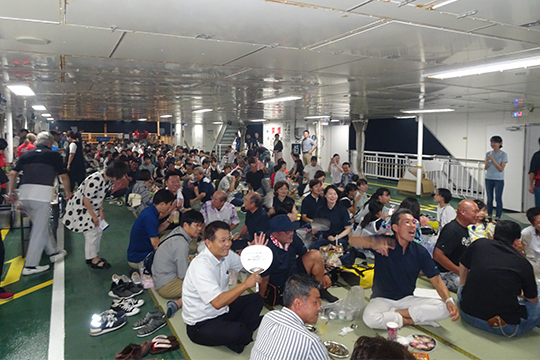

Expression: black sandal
xmin=86 ymin=258 xmax=111 ymax=269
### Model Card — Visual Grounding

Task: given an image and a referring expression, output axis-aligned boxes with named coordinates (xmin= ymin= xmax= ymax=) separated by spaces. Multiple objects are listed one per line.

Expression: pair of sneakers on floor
xmin=109 ymin=274 xmax=144 ymax=299
xmin=22 ymin=249 xmax=67 ymax=276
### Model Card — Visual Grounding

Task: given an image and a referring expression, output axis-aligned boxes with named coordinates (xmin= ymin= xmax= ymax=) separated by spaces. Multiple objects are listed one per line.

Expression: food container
xmin=323 ymin=341 xmax=350 ymax=359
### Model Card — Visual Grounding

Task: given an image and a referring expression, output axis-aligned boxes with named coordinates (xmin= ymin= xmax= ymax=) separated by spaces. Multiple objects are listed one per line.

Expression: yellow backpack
xmin=339 ymin=264 xmax=375 ymax=289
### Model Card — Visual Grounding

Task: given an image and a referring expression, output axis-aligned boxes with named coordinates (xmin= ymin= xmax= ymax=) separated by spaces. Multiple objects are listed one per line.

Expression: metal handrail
xmin=363 ymin=151 xmax=485 ymax=200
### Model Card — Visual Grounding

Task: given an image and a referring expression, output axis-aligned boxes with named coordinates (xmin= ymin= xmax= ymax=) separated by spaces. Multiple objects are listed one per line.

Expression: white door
xmin=486 ymin=125 xmax=525 ymax=212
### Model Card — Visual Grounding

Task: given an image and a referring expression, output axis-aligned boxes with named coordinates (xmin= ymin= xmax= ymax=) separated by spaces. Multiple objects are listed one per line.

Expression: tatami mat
xmin=150 ymin=275 xmax=539 ymax=360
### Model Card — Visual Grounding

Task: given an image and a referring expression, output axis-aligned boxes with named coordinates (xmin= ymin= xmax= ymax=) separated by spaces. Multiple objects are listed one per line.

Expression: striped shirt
xmin=250 ymin=307 xmax=330 ymax=360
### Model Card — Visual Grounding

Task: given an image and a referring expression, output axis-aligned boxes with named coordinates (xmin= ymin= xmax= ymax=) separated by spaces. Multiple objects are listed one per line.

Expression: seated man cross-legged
xmin=353 ymin=208 xmax=459 ymax=329
xmin=151 ymin=210 xmax=204 ymax=318
xmin=250 ymin=274 xmax=329 ymax=360
xmin=260 ymin=211 xmax=338 ymax=304
xmin=459 ymin=220 xmax=540 ymax=337
xmin=182 ymin=221 xmax=265 ymax=354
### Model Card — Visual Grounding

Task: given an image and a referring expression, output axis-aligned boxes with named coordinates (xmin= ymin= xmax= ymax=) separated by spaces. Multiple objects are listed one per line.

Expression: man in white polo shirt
xmin=182 ymin=221 xmax=265 ymax=353
xmin=200 ymin=190 xmax=240 ymax=231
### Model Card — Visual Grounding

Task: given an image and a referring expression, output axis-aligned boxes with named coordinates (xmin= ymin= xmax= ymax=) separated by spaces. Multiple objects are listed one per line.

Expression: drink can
xmin=387 ymin=321 xmax=398 ymax=341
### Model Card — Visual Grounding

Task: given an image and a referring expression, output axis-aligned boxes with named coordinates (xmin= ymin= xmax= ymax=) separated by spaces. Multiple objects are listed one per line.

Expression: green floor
xmin=0 ymin=176 xmax=535 ymax=360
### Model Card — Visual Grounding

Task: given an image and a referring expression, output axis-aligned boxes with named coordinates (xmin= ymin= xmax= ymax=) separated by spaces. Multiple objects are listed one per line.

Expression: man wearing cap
xmin=259 ymin=214 xmax=338 ymax=304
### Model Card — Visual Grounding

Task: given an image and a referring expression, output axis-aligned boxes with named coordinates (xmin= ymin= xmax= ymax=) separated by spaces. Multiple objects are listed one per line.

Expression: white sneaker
xmin=22 ymin=265 xmax=50 ymax=275
xmin=50 ymin=250 xmax=67 ymax=263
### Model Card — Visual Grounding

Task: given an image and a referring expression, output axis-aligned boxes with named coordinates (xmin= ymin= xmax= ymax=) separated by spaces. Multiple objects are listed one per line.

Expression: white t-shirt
xmin=521 ymin=226 xmax=540 ymax=279
xmin=69 ymin=142 xmax=77 ymax=154
xmin=330 ymin=163 xmax=342 ymax=184
xmin=437 ymin=204 xmax=456 ymax=229
xmin=304 ymin=164 xmax=323 ymax=181
xmin=182 ymin=247 xmax=243 ymax=325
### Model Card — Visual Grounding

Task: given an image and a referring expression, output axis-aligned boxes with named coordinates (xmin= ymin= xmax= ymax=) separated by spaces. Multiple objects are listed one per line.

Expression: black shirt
xmin=460 ymin=238 xmax=537 ymax=324
xmin=301 ymin=193 xmax=321 ymax=223
xmin=434 ymin=219 xmax=470 ymax=272
xmin=314 ymin=203 xmax=351 ymax=239
xmin=245 ymin=207 xmax=270 ymax=237
xmin=263 ymin=233 xmax=308 ymax=288
xmin=246 ymin=170 xmax=264 ymax=191
xmin=529 ymin=150 xmax=540 ymax=187
xmin=14 ymin=145 xmax=66 ymax=185
xmin=372 ymin=237 xmax=440 ymax=300
xmin=272 ymin=195 xmax=294 ymax=211
xmin=274 ymin=140 xmax=283 ymax=152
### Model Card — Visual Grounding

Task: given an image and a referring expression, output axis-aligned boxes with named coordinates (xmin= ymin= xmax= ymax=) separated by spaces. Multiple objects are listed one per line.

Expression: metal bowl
xmin=324 ymin=341 xmax=350 ymax=359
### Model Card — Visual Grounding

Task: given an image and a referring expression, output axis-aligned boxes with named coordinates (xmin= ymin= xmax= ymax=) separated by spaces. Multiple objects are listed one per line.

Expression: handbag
xmin=339 ymin=264 xmax=375 ymax=289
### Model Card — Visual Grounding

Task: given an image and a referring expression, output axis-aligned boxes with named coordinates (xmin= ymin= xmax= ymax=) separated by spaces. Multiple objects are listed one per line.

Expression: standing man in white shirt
xmin=250 ymin=274 xmax=329 ymax=360
xmin=434 ymin=188 xmax=456 ymax=229
xmin=521 ymin=207 xmax=540 ymax=279
xmin=182 ymin=221 xmax=266 ymax=354
xmin=301 ymin=130 xmax=317 ymax=166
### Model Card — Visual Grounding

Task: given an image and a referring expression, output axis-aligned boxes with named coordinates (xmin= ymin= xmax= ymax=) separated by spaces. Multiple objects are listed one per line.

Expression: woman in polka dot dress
xmin=63 ymin=161 xmax=129 ymax=269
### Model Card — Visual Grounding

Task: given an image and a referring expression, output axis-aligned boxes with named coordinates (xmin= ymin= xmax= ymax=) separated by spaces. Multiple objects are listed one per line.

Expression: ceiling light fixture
xmin=15 ymin=36 xmax=51 ymax=45
xmin=330 ymin=119 xmax=340 ymax=122
xmin=258 ymin=96 xmax=301 ymax=104
xmin=425 ymin=55 xmax=540 ymax=79
xmin=395 ymin=115 xmax=417 ymax=119
xmin=212 ymin=122 xmax=223 ymax=125
xmin=47 ymin=117 xmax=54 ymax=121
xmin=401 ymin=109 xmax=454 ymax=114
xmin=432 ymin=0 xmax=459 ymax=10
xmin=41 ymin=113 xmax=52 ymax=117
xmin=160 ymin=114 xmax=173 ymax=118
xmin=6 ymin=85 xmax=35 ymax=96
xmin=304 ymin=115 xmax=329 ymax=119
xmin=138 ymin=118 xmax=147 ymax=121
xmin=32 ymin=105 xmax=46 ymax=111
xmin=192 ymin=109 xmax=213 ymax=113
xmin=249 ymin=119 xmax=267 ymax=122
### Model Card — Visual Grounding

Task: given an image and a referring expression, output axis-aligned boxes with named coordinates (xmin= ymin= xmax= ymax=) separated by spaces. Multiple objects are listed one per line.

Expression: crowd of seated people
xmin=3 ymin=129 xmax=539 ymax=355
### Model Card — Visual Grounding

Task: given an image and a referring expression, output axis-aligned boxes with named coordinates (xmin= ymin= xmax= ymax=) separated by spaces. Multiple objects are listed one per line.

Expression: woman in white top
xmin=328 ymin=153 xmax=343 ymax=187
xmin=434 ymin=188 xmax=456 ymax=229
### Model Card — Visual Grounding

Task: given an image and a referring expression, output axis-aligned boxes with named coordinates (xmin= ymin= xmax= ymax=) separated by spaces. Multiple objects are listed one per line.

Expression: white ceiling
xmin=0 ymin=0 xmax=539 ymax=124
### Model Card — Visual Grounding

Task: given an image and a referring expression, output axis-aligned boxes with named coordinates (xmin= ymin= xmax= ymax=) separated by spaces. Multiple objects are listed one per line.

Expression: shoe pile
xmin=109 ymin=274 xmax=144 ymax=299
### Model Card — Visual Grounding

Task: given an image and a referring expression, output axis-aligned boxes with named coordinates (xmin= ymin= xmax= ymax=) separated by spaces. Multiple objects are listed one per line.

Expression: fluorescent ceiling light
xmin=432 ymin=0 xmax=459 ymax=10
xmin=330 ymin=119 xmax=340 ymax=122
xmin=47 ymin=118 xmax=54 ymax=121
xmin=41 ymin=113 xmax=52 ymax=117
xmin=32 ymin=105 xmax=46 ymax=111
xmin=249 ymin=119 xmax=266 ymax=122
xmin=138 ymin=118 xmax=147 ymax=121
xmin=192 ymin=108 xmax=213 ymax=113
xmin=395 ymin=115 xmax=417 ymax=119
xmin=304 ymin=115 xmax=329 ymax=119
xmin=258 ymin=96 xmax=301 ymax=104
xmin=212 ymin=122 xmax=223 ymax=125
xmin=160 ymin=114 xmax=173 ymax=118
xmin=6 ymin=85 xmax=35 ymax=96
xmin=401 ymin=109 xmax=454 ymax=114
xmin=426 ymin=55 xmax=540 ymax=79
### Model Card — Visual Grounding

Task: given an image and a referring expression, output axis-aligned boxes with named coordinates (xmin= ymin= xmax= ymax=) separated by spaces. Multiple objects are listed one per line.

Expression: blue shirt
xmin=301 ymin=137 xmax=316 ymax=152
xmin=314 ymin=203 xmax=351 ymax=238
xmin=263 ymin=233 xmax=308 ymax=288
xmin=245 ymin=207 xmax=270 ymax=238
xmin=127 ymin=205 xmax=159 ymax=263
xmin=371 ymin=237 xmax=439 ymax=300
xmin=485 ymin=150 xmax=508 ymax=180
xmin=195 ymin=177 xmax=214 ymax=203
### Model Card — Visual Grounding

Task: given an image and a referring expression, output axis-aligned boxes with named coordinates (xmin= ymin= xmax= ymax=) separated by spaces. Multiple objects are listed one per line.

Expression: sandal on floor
xmin=149 ymin=335 xmax=179 ymax=355
xmin=87 ymin=259 xmax=111 ymax=269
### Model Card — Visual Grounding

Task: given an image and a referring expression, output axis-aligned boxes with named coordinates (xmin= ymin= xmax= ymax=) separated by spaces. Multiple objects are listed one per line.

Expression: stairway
xmin=215 ymin=124 xmax=239 ymax=158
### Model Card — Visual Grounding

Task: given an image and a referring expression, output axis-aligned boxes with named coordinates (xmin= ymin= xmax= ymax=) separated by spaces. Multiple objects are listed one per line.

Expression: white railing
xmin=362 ymin=151 xmax=485 ymax=200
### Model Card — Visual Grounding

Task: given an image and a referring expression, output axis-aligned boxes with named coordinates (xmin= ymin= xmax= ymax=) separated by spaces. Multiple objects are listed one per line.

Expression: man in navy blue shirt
xmin=127 ymin=189 xmax=176 ymax=269
xmin=190 ymin=166 xmax=215 ymax=211
xmin=232 ymin=193 xmax=270 ymax=251
xmin=300 ymin=179 xmax=322 ymax=225
xmin=351 ymin=209 xmax=459 ymax=330
xmin=260 ymin=215 xmax=338 ymax=304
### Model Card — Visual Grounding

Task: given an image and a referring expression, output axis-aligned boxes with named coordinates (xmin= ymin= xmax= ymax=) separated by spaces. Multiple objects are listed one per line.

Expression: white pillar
xmin=416 ymin=114 xmax=423 ymax=196
xmin=2 ymin=57 xmax=14 ymax=163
